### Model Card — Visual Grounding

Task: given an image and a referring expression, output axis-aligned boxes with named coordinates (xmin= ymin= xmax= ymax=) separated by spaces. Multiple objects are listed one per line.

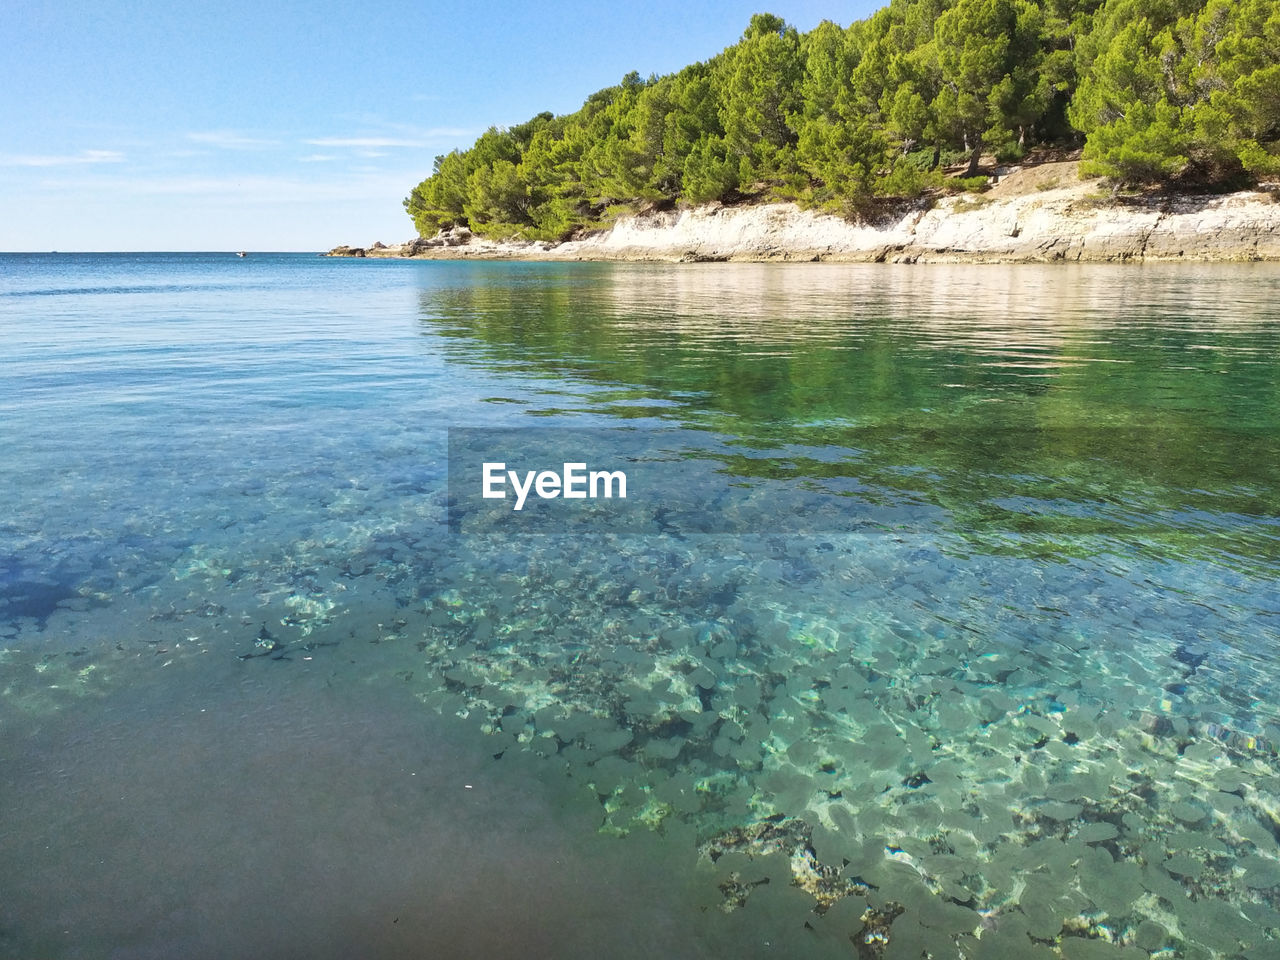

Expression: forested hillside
xmin=404 ymin=0 xmax=1279 ymax=240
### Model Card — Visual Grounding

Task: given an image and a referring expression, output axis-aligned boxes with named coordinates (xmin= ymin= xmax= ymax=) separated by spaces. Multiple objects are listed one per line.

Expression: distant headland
xmin=334 ymin=3 xmax=1280 ymax=263
xmin=328 ymin=159 xmax=1280 ymax=264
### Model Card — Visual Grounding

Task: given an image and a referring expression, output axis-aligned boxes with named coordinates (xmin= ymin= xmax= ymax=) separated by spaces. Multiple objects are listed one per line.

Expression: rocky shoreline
xmin=328 ymin=162 xmax=1280 ymax=264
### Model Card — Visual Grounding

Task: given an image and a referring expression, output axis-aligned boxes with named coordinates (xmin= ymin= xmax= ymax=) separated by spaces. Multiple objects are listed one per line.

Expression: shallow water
xmin=2 ymin=253 xmax=1279 ymax=959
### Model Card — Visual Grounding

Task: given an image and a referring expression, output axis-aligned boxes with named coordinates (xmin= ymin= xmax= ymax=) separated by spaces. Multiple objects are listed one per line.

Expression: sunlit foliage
xmin=405 ymin=1 xmax=1280 ymax=238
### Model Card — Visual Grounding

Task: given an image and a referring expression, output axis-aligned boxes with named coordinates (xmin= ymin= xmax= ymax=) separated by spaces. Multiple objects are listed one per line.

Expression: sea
xmin=1 ymin=252 xmax=1278 ymax=959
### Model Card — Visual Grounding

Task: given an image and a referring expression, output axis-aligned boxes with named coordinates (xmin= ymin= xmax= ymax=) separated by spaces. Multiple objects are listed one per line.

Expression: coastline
xmin=331 ymin=161 xmax=1280 ymax=265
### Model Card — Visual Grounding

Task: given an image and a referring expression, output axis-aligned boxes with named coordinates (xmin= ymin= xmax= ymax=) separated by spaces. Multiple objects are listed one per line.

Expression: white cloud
xmin=0 ymin=149 xmax=125 ymax=167
xmin=304 ymin=137 xmax=425 ymax=148
xmin=186 ymin=131 xmax=279 ymax=149
xmin=298 ymin=154 xmax=338 ymax=163
xmin=33 ymin=169 xmax=425 ymax=204
xmin=303 ymin=128 xmax=474 ymax=149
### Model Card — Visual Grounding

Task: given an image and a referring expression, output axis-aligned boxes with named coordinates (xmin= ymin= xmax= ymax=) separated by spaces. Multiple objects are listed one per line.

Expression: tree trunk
xmin=966 ymin=142 xmax=982 ymax=177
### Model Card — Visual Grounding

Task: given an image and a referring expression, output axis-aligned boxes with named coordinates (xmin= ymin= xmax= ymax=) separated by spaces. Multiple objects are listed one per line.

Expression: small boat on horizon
xmin=236 ymin=251 xmax=247 ymax=258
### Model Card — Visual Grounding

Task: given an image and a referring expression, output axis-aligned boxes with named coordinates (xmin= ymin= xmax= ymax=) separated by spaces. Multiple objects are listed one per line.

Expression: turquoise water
xmin=2 ymin=253 xmax=1279 ymax=959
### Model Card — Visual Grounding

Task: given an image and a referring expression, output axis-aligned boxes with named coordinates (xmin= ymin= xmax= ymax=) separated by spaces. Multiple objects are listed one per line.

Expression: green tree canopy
xmin=402 ymin=2 xmax=1280 ymax=239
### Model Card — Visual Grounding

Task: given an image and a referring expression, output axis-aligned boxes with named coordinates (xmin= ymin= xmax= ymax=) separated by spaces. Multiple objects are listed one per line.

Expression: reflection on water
xmin=2 ymin=255 xmax=1280 ymax=958
xmin=426 ymin=263 xmax=1280 ymax=572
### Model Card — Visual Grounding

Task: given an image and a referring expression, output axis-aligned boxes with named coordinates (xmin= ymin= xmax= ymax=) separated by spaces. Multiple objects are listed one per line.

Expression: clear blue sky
xmin=1 ymin=1 xmax=880 ymax=251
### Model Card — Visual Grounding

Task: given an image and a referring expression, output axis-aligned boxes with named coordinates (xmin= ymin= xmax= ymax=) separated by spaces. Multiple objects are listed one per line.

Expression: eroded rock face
xmin=649 ymin=186 xmax=1276 ymax=263
xmin=441 ymin=226 xmax=473 ymax=247
xmin=395 ymin=227 xmax=474 ymax=254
